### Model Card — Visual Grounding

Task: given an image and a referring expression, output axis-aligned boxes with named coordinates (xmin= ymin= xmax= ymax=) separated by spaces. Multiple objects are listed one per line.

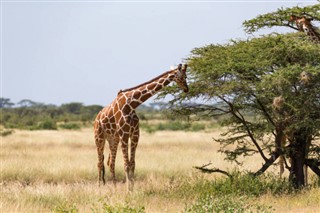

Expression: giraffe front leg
xmin=129 ymin=127 xmax=139 ymax=181
xmin=128 ymin=113 xmax=140 ymax=182
xmin=108 ymin=138 xmax=119 ymax=187
xmin=129 ymin=143 xmax=138 ymax=182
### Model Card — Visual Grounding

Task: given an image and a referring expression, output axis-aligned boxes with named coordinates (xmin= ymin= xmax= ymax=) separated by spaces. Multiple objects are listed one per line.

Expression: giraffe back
xmin=96 ymin=92 xmax=138 ymax=137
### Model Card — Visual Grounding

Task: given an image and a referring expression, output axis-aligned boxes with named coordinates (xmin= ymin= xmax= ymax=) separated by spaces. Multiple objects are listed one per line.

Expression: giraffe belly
xmin=105 ymin=133 xmax=119 ymax=143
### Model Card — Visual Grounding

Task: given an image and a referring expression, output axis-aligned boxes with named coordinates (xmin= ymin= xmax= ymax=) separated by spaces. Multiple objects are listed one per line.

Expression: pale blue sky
xmin=1 ymin=1 xmax=316 ymax=106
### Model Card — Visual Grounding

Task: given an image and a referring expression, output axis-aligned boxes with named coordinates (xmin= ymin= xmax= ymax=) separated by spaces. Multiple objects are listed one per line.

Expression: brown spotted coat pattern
xmin=290 ymin=15 xmax=320 ymax=44
xmin=94 ymin=64 xmax=188 ymax=191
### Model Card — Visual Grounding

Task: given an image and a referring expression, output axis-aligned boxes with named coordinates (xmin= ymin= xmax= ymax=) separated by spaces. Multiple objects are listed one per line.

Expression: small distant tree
xmin=17 ymin=99 xmax=38 ymax=107
xmin=61 ymin=102 xmax=83 ymax=115
xmin=0 ymin=98 xmax=14 ymax=108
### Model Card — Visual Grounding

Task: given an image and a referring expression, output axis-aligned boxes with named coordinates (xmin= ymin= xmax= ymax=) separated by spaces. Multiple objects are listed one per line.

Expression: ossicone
xmin=182 ymin=64 xmax=188 ymax=73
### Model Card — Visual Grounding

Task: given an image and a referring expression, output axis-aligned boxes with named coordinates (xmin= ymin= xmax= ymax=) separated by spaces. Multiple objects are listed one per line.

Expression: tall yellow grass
xmin=1 ymin=128 xmax=319 ymax=212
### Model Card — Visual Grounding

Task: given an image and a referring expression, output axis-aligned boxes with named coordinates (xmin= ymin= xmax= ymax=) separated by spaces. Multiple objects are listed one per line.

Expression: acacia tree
xmin=243 ymin=3 xmax=320 ymax=187
xmin=159 ymin=4 xmax=320 ymax=188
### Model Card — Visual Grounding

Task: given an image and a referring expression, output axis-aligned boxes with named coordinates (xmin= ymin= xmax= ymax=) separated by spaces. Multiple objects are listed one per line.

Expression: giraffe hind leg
xmin=95 ymin=136 xmax=106 ymax=186
xmin=99 ymin=154 xmax=105 ymax=185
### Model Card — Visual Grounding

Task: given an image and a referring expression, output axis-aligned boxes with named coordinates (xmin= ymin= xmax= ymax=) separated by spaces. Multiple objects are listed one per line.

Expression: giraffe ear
xmin=182 ymin=64 xmax=188 ymax=73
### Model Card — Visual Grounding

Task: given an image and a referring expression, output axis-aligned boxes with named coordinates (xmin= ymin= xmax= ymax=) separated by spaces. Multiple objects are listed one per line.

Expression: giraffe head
xmin=173 ymin=64 xmax=189 ymax=93
xmin=290 ymin=15 xmax=313 ymax=32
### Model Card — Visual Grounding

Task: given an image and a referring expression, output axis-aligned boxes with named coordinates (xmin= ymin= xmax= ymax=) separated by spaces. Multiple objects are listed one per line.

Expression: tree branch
xmin=254 ymin=150 xmax=281 ymax=176
xmin=194 ymin=163 xmax=232 ymax=177
xmin=254 ymin=96 xmax=275 ymax=127
xmin=305 ymin=159 xmax=320 ymax=177
xmin=219 ymin=96 xmax=268 ymax=162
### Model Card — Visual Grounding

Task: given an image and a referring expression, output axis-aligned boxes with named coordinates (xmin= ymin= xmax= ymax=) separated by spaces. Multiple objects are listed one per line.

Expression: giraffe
xmin=94 ymin=64 xmax=188 ymax=191
xmin=290 ymin=15 xmax=320 ymax=44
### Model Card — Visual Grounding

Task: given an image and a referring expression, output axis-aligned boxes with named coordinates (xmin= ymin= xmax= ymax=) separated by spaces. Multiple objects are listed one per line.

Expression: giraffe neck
xmin=302 ymin=26 xmax=320 ymax=44
xmin=120 ymin=70 xmax=176 ymax=109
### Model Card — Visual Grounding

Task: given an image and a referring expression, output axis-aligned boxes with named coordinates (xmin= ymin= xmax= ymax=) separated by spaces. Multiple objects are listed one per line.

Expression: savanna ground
xmin=1 ymin=127 xmax=320 ymax=212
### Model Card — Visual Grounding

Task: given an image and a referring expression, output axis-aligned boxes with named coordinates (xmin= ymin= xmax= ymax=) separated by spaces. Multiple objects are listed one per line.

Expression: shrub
xmin=59 ymin=123 xmax=81 ymax=130
xmin=182 ymin=172 xmax=289 ymax=213
xmin=157 ymin=121 xmax=190 ymax=131
xmin=140 ymin=121 xmax=207 ymax=133
xmin=101 ymin=204 xmax=145 ymax=213
xmin=91 ymin=200 xmax=145 ymax=213
xmin=52 ymin=201 xmax=78 ymax=213
xmin=0 ymin=129 xmax=14 ymax=136
xmin=190 ymin=123 xmax=206 ymax=131
xmin=200 ymin=172 xmax=292 ymax=197
xmin=33 ymin=120 xmax=57 ymax=130
xmin=184 ymin=195 xmax=274 ymax=213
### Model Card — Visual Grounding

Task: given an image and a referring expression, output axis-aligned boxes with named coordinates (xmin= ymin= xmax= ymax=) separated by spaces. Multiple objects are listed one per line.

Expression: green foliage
xmin=52 ymin=201 xmax=78 ymax=213
xmin=91 ymin=200 xmax=145 ymax=213
xmin=101 ymin=204 xmax=145 ymax=213
xmin=187 ymin=172 xmax=292 ymax=198
xmin=61 ymin=103 xmax=83 ymax=114
xmin=58 ymin=122 xmax=81 ymax=130
xmin=161 ymin=32 xmax=320 ymax=164
xmin=182 ymin=172 xmax=299 ymax=213
xmin=211 ymin=173 xmax=292 ymax=196
xmin=140 ymin=121 xmax=207 ymax=133
xmin=0 ymin=101 xmax=103 ymax=130
xmin=0 ymin=128 xmax=14 ymax=136
xmin=0 ymin=97 xmax=14 ymax=108
xmin=185 ymin=195 xmax=274 ymax=213
xmin=243 ymin=3 xmax=320 ymax=34
xmin=33 ymin=120 xmax=57 ymax=130
xmin=157 ymin=2 xmax=320 ymax=187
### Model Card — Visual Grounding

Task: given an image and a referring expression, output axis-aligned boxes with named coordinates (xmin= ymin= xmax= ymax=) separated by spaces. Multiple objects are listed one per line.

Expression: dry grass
xmin=1 ymin=128 xmax=319 ymax=212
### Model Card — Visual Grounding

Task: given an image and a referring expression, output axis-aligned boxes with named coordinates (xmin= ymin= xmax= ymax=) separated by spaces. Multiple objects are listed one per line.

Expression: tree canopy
xmin=243 ymin=2 xmax=320 ymax=33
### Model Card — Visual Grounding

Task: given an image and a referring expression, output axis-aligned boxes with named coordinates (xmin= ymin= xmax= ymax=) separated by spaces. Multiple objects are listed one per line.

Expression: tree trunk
xmin=289 ymin=151 xmax=305 ymax=188
xmin=288 ymin=129 xmax=309 ymax=188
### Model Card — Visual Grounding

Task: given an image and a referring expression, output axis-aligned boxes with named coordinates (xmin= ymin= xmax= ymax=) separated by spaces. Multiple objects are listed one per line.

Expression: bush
xmin=198 ymin=172 xmax=292 ymax=197
xmin=91 ymin=200 xmax=145 ymax=213
xmin=59 ymin=123 xmax=81 ymax=130
xmin=182 ymin=172 xmax=294 ymax=213
xmin=157 ymin=121 xmax=190 ymax=131
xmin=32 ymin=120 xmax=57 ymax=130
xmin=140 ymin=121 xmax=207 ymax=133
xmin=0 ymin=101 xmax=102 ymax=130
xmin=52 ymin=201 xmax=78 ymax=213
xmin=0 ymin=129 xmax=14 ymax=136
xmin=185 ymin=195 xmax=274 ymax=213
xmin=101 ymin=204 xmax=145 ymax=213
